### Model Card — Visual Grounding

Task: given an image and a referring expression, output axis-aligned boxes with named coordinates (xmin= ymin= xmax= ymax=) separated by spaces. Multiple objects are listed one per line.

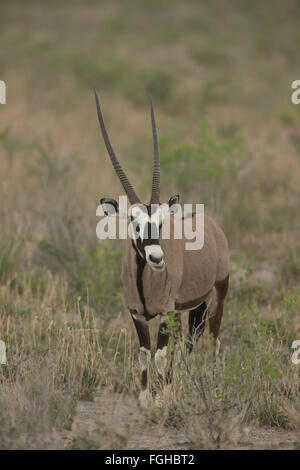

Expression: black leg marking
xmin=187 ymin=302 xmax=207 ymax=353
xmin=141 ymin=369 xmax=148 ymax=388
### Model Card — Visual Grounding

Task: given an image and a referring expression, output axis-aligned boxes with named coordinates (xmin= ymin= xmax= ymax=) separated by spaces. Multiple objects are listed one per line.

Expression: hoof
xmin=138 ymin=389 xmax=150 ymax=408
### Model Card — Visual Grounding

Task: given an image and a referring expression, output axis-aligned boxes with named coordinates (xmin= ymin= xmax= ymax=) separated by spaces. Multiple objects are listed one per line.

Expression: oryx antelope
xmin=94 ymin=91 xmax=230 ymax=406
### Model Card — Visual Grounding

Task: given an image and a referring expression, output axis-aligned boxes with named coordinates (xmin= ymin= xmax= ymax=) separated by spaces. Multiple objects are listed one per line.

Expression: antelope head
xmin=94 ymin=90 xmax=179 ymax=272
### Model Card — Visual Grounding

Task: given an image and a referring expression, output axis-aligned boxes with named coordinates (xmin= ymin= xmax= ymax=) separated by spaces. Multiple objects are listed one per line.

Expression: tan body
xmin=122 ymin=213 xmax=229 ymax=316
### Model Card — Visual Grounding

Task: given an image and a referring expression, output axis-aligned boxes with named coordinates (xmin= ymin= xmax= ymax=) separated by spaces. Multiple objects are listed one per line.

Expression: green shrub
xmin=38 ymin=238 xmax=123 ymax=318
xmin=49 ymin=50 xmax=175 ymax=107
xmin=281 ymin=249 xmax=300 ymax=283
xmin=125 ymin=68 xmax=175 ymax=107
xmin=134 ymin=121 xmax=246 ymax=207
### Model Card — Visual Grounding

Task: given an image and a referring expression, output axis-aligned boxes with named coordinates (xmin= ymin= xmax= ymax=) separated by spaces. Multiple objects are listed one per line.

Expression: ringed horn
xmin=94 ymin=89 xmax=160 ymax=206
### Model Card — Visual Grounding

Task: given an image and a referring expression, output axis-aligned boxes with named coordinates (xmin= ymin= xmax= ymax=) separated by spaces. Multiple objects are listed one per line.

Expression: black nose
xmin=149 ymin=254 xmax=163 ymax=264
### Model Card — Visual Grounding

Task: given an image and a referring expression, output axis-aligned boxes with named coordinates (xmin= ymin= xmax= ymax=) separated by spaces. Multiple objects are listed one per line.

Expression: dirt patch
xmin=61 ymin=391 xmax=299 ymax=450
xmin=237 ymin=427 xmax=299 ymax=450
xmin=65 ymin=391 xmax=188 ymax=450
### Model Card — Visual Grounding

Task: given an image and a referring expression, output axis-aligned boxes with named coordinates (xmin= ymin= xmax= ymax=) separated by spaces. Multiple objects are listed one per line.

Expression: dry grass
xmin=0 ymin=273 xmax=104 ymax=449
xmin=0 ymin=0 xmax=299 ymax=449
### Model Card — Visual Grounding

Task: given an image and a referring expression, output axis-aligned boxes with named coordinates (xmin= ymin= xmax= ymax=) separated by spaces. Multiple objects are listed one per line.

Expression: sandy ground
xmin=58 ymin=390 xmax=299 ymax=450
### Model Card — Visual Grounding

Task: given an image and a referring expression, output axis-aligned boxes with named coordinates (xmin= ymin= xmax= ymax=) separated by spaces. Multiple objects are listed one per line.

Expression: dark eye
xmin=136 ymin=225 xmax=140 ymax=233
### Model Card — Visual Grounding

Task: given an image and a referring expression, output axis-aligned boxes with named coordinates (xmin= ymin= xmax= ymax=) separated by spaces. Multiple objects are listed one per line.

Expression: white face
xmin=128 ymin=204 xmax=168 ymax=272
xmin=100 ymin=196 xmax=180 ymax=271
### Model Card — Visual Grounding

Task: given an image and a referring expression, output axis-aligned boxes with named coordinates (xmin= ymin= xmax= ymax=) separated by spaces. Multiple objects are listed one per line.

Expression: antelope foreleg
xmin=131 ymin=311 xmax=151 ymax=408
xmin=155 ymin=315 xmax=169 ymax=382
xmin=154 ymin=312 xmax=182 ymax=406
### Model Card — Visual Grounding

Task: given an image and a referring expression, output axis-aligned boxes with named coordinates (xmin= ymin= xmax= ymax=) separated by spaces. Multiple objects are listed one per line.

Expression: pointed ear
xmin=168 ymin=194 xmax=180 ymax=213
xmin=100 ymin=198 xmax=119 ymax=216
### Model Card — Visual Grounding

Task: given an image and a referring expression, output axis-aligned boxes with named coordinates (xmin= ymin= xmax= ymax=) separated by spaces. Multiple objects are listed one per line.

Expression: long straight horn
xmin=94 ymin=90 xmax=141 ymax=205
xmin=149 ymin=97 xmax=160 ymax=205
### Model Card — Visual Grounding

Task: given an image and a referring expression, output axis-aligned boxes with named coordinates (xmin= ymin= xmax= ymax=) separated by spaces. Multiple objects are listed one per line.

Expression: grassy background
xmin=0 ymin=0 xmax=299 ymax=449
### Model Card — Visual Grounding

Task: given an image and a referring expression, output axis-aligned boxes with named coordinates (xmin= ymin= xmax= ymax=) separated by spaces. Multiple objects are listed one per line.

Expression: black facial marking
xmin=136 ymin=236 xmax=145 ymax=257
xmin=143 ymin=222 xmax=160 ymax=246
xmin=131 ymin=205 xmax=162 ymax=252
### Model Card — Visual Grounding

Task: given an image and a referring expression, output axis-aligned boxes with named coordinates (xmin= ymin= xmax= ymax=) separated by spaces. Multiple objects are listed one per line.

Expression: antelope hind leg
xmin=186 ymin=302 xmax=207 ymax=353
xmin=209 ymin=274 xmax=229 ymax=358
